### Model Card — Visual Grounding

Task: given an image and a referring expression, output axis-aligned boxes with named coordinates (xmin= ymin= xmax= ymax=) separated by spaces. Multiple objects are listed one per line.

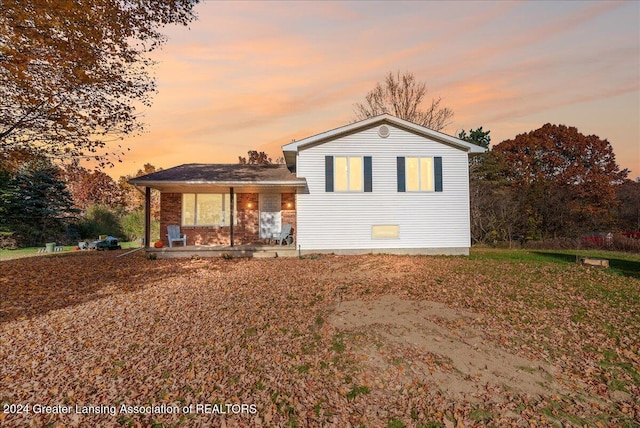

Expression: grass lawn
xmin=470 ymin=247 xmax=640 ymax=279
xmin=0 ymin=241 xmax=140 ymax=261
xmin=1 ymin=249 xmax=638 ymax=427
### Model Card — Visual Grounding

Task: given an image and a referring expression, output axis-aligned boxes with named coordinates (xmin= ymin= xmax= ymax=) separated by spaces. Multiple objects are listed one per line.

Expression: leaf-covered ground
xmin=1 ymin=251 xmax=638 ymax=427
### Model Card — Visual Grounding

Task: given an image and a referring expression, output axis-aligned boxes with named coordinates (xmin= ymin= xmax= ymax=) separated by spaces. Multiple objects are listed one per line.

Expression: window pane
xmin=232 ymin=196 xmax=237 ymax=225
xmin=197 ymin=194 xmax=222 ymax=225
xmin=406 ymin=157 xmax=419 ymax=191
xmin=220 ymin=194 xmax=238 ymax=226
xmin=349 ymin=157 xmax=362 ymax=191
xmin=420 ymin=157 xmax=434 ymax=191
xmin=182 ymin=194 xmax=195 ymax=226
xmin=222 ymin=194 xmax=229 ymax=226
xmin=335 ymin=157 xmax=348 ymax=191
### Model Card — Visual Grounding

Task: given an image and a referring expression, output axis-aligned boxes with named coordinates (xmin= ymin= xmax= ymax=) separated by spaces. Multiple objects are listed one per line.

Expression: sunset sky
xmin=108 ymin=0 xmax=640 ymax=179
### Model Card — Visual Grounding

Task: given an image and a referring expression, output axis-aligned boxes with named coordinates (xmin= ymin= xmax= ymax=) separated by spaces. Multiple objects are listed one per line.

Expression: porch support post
xmin=144 ymin=186 xmax=151 ymax=248
xmin=230 ymin=187 xmax=234 ymax=247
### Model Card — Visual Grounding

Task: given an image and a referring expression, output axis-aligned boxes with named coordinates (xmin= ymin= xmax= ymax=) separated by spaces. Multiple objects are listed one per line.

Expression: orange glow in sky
xmin=103 ymin=1 xmax=640 ymax=179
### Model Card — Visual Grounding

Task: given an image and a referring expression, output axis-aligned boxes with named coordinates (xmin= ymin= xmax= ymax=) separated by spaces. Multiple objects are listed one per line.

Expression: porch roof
xmin=129 ymin=163 xmax=306 ymax=190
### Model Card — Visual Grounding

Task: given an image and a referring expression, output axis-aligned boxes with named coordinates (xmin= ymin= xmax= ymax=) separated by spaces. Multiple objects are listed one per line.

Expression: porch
xmin=147 ymin=243 xmax=299 ymax=258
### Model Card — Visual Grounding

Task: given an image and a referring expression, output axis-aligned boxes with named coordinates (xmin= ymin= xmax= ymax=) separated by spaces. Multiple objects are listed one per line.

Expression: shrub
xmin=77 ymin=204 xmax=124 ymax=239
xmin=0 ymin=232 xmax=18 ymax=249
xmin=119 ymin=209 xmax=160 ymax=243
xmin=120 ymin=209 xmax=144 ymax=241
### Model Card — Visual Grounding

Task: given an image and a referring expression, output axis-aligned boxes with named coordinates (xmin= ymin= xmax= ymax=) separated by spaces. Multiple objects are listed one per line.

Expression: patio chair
xmin=167 ymin=225 xmax=187 ymax=247
xmin=273 ymin=224 xmax=293 ymax=245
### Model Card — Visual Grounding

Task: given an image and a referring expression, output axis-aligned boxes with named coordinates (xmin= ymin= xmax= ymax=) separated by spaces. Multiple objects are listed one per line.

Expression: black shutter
xmin=364 ymin=156 xmax=372 ymax=192
xmin=325 ymin=156 xmax=334 ymax=192
xmin=397 ymin=157 xmax=405 ymax=192
xmin=434 ymin=156 xmax=443 ymax=192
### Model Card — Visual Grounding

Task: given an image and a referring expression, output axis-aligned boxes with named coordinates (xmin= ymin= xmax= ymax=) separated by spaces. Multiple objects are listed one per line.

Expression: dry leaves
xmin=1 ymin=252 xmax=638 ymax=427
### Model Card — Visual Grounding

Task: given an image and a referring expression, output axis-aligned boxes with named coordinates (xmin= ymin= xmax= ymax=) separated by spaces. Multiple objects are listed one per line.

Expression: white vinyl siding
xmin=182 ymin=193 xmax=237 ymax=226
xmin=295 ymin=125 xmax=471 ymax=251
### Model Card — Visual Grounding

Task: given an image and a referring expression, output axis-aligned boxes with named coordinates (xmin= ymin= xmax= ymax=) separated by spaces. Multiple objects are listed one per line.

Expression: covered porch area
xmin=128 ymin=164 xmax=306 ymax=254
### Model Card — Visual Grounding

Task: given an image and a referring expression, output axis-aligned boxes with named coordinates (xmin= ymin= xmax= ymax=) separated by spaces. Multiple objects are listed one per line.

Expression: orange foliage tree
xmin=64 ymin=161 xmax=123 ymax=211
xmin=0 ymin=0 xmax=199 ymax=168
xmin=493 ymin=124 xmax=628 ymax=238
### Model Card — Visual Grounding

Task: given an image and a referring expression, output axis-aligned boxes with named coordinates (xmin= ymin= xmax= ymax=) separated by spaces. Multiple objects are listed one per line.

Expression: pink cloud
xmin=98 ymin=1 xmax=639 ymax=179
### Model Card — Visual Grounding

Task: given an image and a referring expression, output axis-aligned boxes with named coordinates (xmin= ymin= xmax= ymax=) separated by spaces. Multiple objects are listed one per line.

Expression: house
xmin=130 ymin=114 xmax=486 ymax=256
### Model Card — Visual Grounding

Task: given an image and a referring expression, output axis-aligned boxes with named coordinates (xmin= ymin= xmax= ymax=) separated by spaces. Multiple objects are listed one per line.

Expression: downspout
xmin=230 ymin=187 xmax=234 ymax=247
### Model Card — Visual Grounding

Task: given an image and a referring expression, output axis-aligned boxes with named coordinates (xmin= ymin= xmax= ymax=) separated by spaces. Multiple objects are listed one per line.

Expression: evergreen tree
xmin=3 ymin=160 xmax=78 ymax=245
xmin=458 ymin=127 xmax=491 ymax=148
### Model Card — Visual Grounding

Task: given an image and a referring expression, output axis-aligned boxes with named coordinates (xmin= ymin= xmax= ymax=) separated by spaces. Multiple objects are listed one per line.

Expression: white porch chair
xmin=167 ymin=225 xmax=187 ymax=247
xmin=272 ymin=224 xmax=293 ymax=245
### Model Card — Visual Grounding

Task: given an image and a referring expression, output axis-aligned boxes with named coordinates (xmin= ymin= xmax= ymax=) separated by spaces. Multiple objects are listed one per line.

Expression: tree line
xmin=462 ymin=125 xmax=639 ymax=246
xmin=0 ymin=149 xmax=161 ymax=248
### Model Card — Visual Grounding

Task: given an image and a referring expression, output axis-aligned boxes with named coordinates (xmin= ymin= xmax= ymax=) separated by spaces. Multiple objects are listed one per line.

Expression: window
xmin=326 ymin=155 xmax=372 ymax=192
xmin=397 ymin=156 xmax=442 ymax=192
xmin=335 ymin=156 xmax=362 ymax=192
xmin=182 ymin=194 xmax=237 ymax=226
xmin=406 ymin=157 xmax=434 ymax=191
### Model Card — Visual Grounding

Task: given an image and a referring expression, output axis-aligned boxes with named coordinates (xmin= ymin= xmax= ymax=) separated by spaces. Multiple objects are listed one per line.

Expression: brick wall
xmin=234 ymin=193 xmax=260 ymax=244
xmin=281 ymin=193 xmax=297 ymax=242
xmin=160 ymin=193 xmax=182 ymax=246
xmin=159 ymin=192 xmax=296 ymax=246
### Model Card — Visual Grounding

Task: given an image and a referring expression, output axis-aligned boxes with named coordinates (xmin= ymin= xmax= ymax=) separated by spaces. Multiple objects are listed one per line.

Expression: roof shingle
xmin=129 ymin=163 xmax=304 ymax=185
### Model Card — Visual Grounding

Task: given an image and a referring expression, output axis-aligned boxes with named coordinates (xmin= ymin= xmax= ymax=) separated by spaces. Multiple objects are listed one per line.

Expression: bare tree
xmin=354 ymin=71 xmax=453 ymax=131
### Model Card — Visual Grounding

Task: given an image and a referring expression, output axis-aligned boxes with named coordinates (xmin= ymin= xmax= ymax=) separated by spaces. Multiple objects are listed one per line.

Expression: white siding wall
xmin=296 ymin=125 xmax=471 ymax=251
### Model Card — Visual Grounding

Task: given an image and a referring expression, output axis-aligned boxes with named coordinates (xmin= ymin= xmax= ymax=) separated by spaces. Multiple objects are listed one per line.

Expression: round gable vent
xmin=378 ymin=125 xmax=390 ymax=138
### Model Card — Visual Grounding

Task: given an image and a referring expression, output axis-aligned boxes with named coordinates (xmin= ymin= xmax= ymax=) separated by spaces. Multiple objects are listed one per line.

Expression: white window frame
xmin=182 ymin=193 xmax=237 ymax=226
xmin=405 ymin=157 xmax=435 ymax=192
xmin=334 ymin=156 xmax=363 ymax=192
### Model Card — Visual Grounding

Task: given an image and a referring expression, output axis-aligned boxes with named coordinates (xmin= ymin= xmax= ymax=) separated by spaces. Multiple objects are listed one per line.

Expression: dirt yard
xmin=1 ymin=251 xmax=638 ymax=427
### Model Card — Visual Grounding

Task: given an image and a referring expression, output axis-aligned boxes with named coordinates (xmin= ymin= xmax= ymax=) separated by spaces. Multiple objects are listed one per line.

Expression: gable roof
xmin=281 ymin=114 xmax=487 ymax=169
xmin=129 ymin=164 xmax=306 ymax=188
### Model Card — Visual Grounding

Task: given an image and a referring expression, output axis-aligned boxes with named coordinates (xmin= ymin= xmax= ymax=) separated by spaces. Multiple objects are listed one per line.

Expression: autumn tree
xmin=118 ymin=163 xmax=161 ymax=214
xmin=64 ymin=161 xmax=123 ymax=210
xmin=494 ymin=124 xmax=628 ymax=238
xmin=0 ymin=0 xmax=199 ymax=167
xmin=354 ymin=71 xmax=453 ymax=130
xmin=616 ymin=179 xmax=640 ymax=232
xmin=0 ymin=148 xmax=49 ymax=173
xmin=238 ymin=150 xmax=274 ymax=165
xmin=458 ymin=126 xmax=519 ymax=244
